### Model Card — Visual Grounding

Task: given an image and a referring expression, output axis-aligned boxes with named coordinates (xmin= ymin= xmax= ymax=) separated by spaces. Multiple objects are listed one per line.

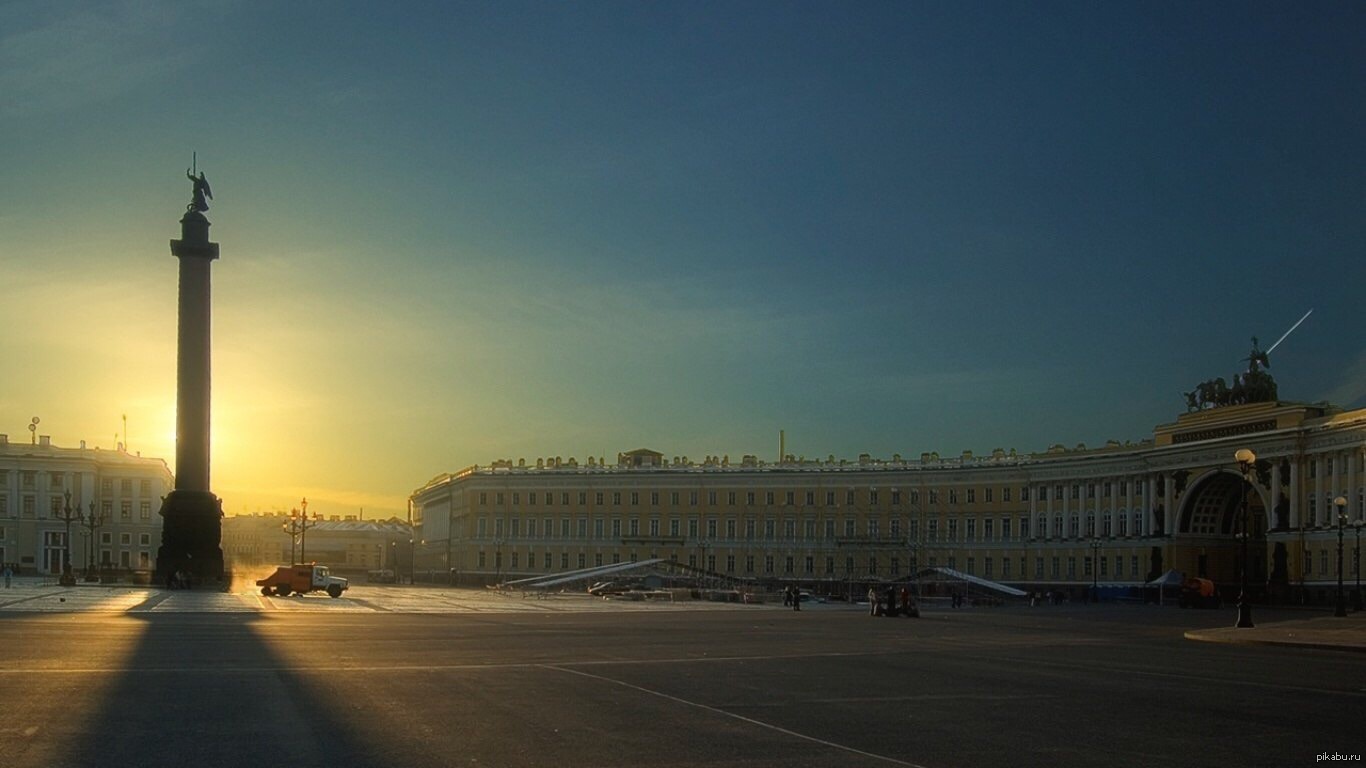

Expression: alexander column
xmin=154 ymin=166 xmax=225 ymax=586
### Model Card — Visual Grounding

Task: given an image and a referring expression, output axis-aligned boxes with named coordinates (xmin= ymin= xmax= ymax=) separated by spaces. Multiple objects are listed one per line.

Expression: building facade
xmin=222 ymin=512 xmax=412 ymax=577
xmin=412 ymin=401 xmax=1366 ymax=602
xmin=0 ymin=433 xmax=173 ymax=575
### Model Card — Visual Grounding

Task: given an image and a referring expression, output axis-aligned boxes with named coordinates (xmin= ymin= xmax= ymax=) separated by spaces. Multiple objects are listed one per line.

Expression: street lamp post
xmin=1333 ymin=497 xmax=1348 ymax=617
xmin=57 ymin=490 xmax=82 ymax=586
xmin=283 ymin=512 xmax=301 ymax=565
xmin=446 ymin=518 xmax=454 ymax=586
xmin=1352 ymin=515 xmax=1364 ymax=612
xmin=1089 ymin=538 xmax=1102 ymax=603
xmin=297 ymin=498 xmax=320 ymax=564
xmin=1234 ymin=448 xmax=1256 ymax=628
xmin=80 ymin=500 xmax=105 ymax=579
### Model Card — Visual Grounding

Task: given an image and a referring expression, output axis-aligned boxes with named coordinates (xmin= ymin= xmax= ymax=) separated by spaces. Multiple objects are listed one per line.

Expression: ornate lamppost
xmin=283 ymin=512 xmax=302 ymax=565
xmin=1352 ymin=513 xmax=1364 ymax=612
xmin=1333 ymin=497 xmax=1348 ymax=617
xmin=1089 ymin=537 xmax=1102 ymax=603
xmin=1234 ymin=448 xmax=1256 ymax=628
xmin=57 ymin=490 xmax=84 ymax=586
xmin=297 ymin=498 xmax=320 ymax=563
xmin=81 ymin=500 xmax=105 ymax=579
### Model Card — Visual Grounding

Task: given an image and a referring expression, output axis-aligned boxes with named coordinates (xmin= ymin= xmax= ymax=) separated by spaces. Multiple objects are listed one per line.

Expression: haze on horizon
xmin=2 ymin=2 xmax=1363 ymax=520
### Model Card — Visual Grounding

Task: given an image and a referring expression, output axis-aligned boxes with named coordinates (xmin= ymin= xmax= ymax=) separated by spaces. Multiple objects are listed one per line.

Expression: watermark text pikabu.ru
xmin=1318 ymin=753 xmax=1362 ymax=762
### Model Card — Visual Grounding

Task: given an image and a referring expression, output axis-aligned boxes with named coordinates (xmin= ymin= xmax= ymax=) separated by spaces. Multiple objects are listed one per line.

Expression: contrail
xmin=1266 ymin=309 xmax=1313 ymax=356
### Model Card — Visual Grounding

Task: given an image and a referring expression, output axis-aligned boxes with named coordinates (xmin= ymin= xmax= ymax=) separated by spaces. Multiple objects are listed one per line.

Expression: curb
xmin=1184 ymin=629 xmax=1366 ymax=654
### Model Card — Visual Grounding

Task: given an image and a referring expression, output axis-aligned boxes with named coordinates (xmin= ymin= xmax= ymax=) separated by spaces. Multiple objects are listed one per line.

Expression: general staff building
xmin=411 ymin=401 xmax=1365 ymax=602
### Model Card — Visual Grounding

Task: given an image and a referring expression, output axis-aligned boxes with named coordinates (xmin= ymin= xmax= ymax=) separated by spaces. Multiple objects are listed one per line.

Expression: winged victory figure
xmin=187 ymin=169 xmax=212 ymax=213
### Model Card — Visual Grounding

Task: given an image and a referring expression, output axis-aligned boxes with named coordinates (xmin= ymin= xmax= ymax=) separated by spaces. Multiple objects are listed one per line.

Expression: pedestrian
xmin=783 ymin=585 xmax=792 ymax=607
xmin=793 ymin=587 xmax=801 ymax=612
xmin=3 ymin=564 xmax=11 ymax=589
xmin=900 ymin=586 xmax=911 ymax=615
xmin=868 ymin=587 xmax=878 ymax=616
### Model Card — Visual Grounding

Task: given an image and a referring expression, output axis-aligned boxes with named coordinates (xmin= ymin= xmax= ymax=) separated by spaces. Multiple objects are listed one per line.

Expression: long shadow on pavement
xmin=59 ymin=611 xmax=384 ymax=768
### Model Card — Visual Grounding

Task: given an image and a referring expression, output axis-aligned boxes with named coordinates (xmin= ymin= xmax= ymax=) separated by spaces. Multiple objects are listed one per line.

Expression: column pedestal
xmin=155 ymin=490 xmax=224 ymax=585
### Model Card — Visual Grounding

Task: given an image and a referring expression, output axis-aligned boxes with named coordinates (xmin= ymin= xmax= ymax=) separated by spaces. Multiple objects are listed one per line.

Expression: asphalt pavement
xmin=1 ymin=584 xmax=1362 ymax=768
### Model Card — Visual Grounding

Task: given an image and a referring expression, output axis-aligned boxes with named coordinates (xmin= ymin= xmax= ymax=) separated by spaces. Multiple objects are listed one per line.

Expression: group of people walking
xmin=868 ymin=585 xmax=919 ymax=617
xmin=776 ymin=584 xmax=924 ymax=617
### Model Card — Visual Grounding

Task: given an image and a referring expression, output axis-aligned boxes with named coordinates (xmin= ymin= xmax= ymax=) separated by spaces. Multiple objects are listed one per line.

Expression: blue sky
xmin=2 ymin=1 xmax=1363 ymax=517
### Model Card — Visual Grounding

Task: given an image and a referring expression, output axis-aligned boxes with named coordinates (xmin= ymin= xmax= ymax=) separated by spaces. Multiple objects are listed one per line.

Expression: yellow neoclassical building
xmin=0 ymin=433 xmax=174 ymax=575
xmin=411 ymin=400 xmax=1365 ymax=603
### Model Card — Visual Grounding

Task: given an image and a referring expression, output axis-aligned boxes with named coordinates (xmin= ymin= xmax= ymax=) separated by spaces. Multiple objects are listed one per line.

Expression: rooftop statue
xmin=1183 ymin=336 xmax=1278 ymax=412
xmin=187 ymin=169 xmax=212 ymax=213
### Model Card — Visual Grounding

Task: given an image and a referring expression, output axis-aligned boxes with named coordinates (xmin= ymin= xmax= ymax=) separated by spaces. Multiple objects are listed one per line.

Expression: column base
xmin=154 ymin=490 xmax=225 ymax=588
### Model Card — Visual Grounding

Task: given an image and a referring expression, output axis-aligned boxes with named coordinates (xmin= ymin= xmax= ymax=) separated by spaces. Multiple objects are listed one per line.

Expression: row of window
xmin=474 ymin=547 xmax=1150 ymax=581
xmin=0 ymin=495 xmax=153 ymax=521
xmin=0 ymin=543 xmax=152 ymax=568
xmin=473 ymin=512 xmax=1151 ymax=542
xmin=0 ymin=472 xmax=155 ymax=496
xmin=457 ymin=475 xmax=1366 ymax=516
xmin=1308 ymin=548 xmax=1363 ymax=576
xmin=473 ymin=482 xmax=1163 ymax=510
xmin=32 ymin=531 xmax=153 ymax=547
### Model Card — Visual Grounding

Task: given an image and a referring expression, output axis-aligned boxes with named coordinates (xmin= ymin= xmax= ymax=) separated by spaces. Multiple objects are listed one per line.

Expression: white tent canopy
xmin=1144 ymin=569 xmax=1185 ymax=587
xmin=913 ymin=566 xmax=1028 ymax=597
xmin=500 ymin=558 xmax=666 ymax=590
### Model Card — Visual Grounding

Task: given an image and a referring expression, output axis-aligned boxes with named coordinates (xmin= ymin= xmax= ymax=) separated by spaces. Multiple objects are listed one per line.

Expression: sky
xmin=2 ymin=1 xmax=1363 ymax=520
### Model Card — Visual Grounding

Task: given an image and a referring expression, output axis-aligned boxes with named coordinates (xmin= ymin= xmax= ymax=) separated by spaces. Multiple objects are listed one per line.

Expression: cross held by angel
xmin=187 ymin=168 xmax=212 ymax=213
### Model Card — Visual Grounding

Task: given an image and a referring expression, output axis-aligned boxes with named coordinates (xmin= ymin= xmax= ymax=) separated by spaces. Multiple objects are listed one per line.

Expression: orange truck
xmin=257 ymin=564 xmax=349 ymax=598
xmin=1178 ymin=577 xmax=1219 ymax=608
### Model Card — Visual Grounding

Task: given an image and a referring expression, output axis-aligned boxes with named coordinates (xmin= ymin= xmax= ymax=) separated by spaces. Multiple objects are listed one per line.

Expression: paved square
xmin=0 ymin=586 xmax=1361 ymax=768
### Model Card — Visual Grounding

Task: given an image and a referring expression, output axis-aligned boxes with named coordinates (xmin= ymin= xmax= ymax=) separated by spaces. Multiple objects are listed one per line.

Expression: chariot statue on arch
xmin=1182 ymin=311 xmax=1311 ymax=412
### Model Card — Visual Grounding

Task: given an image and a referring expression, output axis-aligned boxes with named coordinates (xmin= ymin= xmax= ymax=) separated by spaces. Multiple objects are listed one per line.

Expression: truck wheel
xmin=260 ymin=586 xmax=271 ymax=596
xmin=276 ymin=584 xmax=292 ymax=596
xmin=327 ymin=584 xmax=342 ymax=598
